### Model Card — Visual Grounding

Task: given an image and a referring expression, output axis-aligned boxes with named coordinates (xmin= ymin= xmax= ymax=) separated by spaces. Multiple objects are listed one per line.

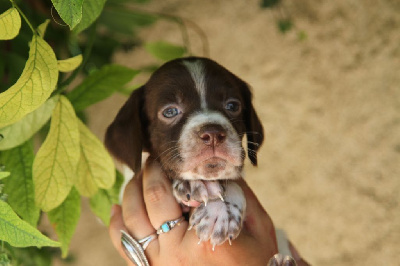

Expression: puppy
xmin=105 ymin=57 xmax=264 ymax=249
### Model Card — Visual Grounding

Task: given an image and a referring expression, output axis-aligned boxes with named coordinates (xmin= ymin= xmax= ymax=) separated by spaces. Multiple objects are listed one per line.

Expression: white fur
xmin=189 ymin=182 xmax=246 ymax=247
xmin=182 ymin=60 xmax=207 ymax=109
xmin=179 ymin=111 xmax=243 ymax=180
xmin=120 ymin=164 xmax=134 ymax=203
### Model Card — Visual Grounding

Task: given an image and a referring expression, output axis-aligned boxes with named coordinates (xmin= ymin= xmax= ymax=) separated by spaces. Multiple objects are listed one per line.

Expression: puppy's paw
xmin=172 ymin=180 xmax=224 ymax=205
xmin=189 ymin=199 xmax=244 ymax=249
xmin=267 ymin=254 xmax=297 ymax=266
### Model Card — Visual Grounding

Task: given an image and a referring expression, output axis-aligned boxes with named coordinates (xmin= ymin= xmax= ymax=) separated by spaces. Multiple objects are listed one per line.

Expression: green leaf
xmin=0 ymin=96 xmax=59 ymax=151
xmin=67 ymin=65 xmax=139 ymax=111
xmin=0 ymin=200 xmax=60 ymax=247
xmin=47 ymin=188 xmax=80 ymax=258
xmin=89 ymin=189 xmax=111 ymax=226
xmin=108 ymin=170 xmax=124 ymax=204
xmin=260 ymin=0 xmax=280 ymax=8
xmin=108 ymin=0 xmax=151 ymax=4
xmin=117 ymin=84 xmax=142 ymax=96
xmin=99 ymin=8 xmax=157 ymax=35
xmin=3 ymin=244 xmax=53 ymax=266
xmin=0 ymin=172 xmax=10 ymax=179
xmin=1 ymin=140 xmax=40 ymax=226
xmin=89 ymin=171 xmax=123 ymax=225
xmin=145 ymin=41 xmax=186 ymax=61
xmin=75 ymin=120 xmax=115 ymax=197
xmin=51 ymin=0 xmax=84 ymax=30
xmin=33 ymin=96 xmax=80 ymax=212
xmin=37 ymin=19 xmax=50 ymax=38
xmin=0 ymin=35 xmax=58 ymax=128
xmin=0 ymin=252 xmax=11 ymax=265
xmin=278 ymin=19 xmax=293 ymax=33
xmin=58 ymin=54 xmax=83 ymax=72
xmin=0 ymin=8 xmax=21 ymax=40
xmin=73 ymin=0 xmax=107 ymax=34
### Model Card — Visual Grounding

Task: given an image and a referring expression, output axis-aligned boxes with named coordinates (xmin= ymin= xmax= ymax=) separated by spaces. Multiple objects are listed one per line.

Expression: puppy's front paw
xmin=267 ymin=254 xmax=297 ymax=266
xmin=189 ymin=199 xmax=244 ymax=249
xmin=172 ymin=180 xmax=224 ymax=204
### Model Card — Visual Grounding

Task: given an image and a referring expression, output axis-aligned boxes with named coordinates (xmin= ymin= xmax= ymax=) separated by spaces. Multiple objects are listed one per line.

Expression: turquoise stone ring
xmin=156 ymin=217 xmax=184 ymax=235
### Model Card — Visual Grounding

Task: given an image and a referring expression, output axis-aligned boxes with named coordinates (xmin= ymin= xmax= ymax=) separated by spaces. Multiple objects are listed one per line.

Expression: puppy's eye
xmin=225 ymin=100 xmax=241 ymax=114
xmin=162 ymin=107 xmax=181 ymax=118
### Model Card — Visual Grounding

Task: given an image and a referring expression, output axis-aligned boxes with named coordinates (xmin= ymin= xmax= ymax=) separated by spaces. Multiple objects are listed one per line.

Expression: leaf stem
xmin=107 ymin=6 xmax=210 ymax=57
xmin=52 ymin=22 xmax=97 ymax=96
xmin=151 ymin=11 xmax=209 ymax=57
xmin=10 ymin=0 xmax=36 ymax=34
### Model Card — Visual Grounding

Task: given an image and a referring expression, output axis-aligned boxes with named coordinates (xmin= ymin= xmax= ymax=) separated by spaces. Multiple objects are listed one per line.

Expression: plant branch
xmin=123 ymin=7 xmax=210 ymax=57
xmin=175 ymin=17 xmax=191 ymax=55
xmin=180 ymin=17 xmax=209 ymax=57
xmin=154 ymin=12 xmax=209 ymax=57
xmin=10 ymin=0 xmax=36 ymax=34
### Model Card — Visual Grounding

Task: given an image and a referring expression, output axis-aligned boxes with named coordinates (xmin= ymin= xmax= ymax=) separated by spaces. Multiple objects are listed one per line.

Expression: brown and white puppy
xmin=105 ymin=57 xmax=264 ymax=249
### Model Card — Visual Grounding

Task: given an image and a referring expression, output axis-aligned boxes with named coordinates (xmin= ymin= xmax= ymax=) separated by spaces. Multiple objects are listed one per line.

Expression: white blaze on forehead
xmin=182 ymin=60 xmax=207 ymax=109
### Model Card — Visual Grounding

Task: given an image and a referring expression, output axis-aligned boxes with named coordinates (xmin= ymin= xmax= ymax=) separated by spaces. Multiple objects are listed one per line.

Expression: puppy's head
xmin=106 ymin=57 xmax=263 ymax=180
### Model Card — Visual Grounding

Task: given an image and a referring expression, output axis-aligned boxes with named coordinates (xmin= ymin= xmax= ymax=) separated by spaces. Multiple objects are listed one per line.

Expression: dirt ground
xmin=57 ymin=0 xmax=400 ymax=265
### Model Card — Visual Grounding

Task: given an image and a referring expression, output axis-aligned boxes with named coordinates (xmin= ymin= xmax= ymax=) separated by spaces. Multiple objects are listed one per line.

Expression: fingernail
xmin=202 ymin=196 xmax=208 ymax=206
xmin=218 ymin=193 xmax=224 ymax=202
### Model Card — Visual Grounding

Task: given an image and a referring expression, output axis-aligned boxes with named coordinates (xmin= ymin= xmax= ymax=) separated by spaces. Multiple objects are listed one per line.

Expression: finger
xmin=289 ymin=241 xmax=311 ymax=266
xmin=181 ymin=199 xmax=202 ymax=208
xmin=142 ymin=161 xmax=187 ymax=242
xmin=236 ymin=179 xmax=276 ymax=241
xmin=121 ymin=172 xmax=159 ymax=253
xmin=108 ymin=204 xmax=136 ymax=266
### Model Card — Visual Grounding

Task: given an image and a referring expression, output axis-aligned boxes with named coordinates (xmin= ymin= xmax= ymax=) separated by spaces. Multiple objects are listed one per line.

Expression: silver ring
xmin=138 ymin=233 xmax=157 ymax=250
xmin=267 ymin=253 xmax=297 ymax=266
xmin=121 ymin=230 xmax=151 ymax=266
xmin=156 ymin=216 xmax=184 ymax=235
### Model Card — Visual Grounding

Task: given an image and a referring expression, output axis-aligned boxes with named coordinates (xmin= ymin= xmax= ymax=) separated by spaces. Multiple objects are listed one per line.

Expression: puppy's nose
xmin=198 ymin=124 xmax=227 ymax=147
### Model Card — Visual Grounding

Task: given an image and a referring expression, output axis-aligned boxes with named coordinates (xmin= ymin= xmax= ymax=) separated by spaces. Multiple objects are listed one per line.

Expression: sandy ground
xmin=57 ymin=0 xmax=400 ymax=265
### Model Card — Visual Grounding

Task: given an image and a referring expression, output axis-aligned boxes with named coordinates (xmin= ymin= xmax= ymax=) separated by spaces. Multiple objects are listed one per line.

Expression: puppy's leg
xmin=172 ymin=179 xmax=224 ymax=205
xmin=189 ymin=181 xmax=246 ymax=249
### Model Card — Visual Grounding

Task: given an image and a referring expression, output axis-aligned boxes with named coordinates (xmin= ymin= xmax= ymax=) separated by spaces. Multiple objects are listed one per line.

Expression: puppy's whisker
xmin=155 ymin=146 xmax=180 ymax=161
xmin=162 ymin=151 xmax=180 ymax=164
xmin=161 ymin=152 xmax=182 ymax=169
xmin=247 ymin=149 xmax=258 ymax=156
xmin=238 ymin=131 xmax=263 ymax=138
xmin=246 ymin=141 xmax=260 ymax=147
xmin=159 ymin=141 xmax=180 ymax=149
xmin=228 ymin=117 xmax=245 ymax=122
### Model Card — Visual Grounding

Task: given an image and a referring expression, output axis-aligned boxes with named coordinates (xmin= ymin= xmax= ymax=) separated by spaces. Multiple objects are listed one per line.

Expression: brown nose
xmin=198 ymin=124 xmax=227 ymax=147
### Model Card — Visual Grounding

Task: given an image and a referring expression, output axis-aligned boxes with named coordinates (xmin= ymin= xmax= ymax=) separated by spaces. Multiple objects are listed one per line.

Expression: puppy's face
xmin=106 ymin=57 xmax=263 ymax=180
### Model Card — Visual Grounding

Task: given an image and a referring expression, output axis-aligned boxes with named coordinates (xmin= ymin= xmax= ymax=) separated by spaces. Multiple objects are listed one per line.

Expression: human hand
xmin=108 ymin=161 xmax=307 ymax=265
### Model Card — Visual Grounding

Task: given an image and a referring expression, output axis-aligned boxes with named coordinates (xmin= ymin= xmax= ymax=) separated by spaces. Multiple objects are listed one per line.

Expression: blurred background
xmin=49 ymin=0 xmax=399 ymax=265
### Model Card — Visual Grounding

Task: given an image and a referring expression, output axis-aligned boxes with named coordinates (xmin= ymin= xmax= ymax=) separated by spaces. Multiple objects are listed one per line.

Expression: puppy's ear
xmin=241 ymin=84 xmax=264 ymax=166
xmin=105 ymin=86 xmax=149 ymax=173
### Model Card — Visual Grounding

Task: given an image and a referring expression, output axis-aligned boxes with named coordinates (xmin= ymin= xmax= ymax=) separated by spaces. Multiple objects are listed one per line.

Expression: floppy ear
xmin=241 ymin=84 xmax=264 ymax=166
xmin=105 ymin=86 xmax=149 ymax=174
